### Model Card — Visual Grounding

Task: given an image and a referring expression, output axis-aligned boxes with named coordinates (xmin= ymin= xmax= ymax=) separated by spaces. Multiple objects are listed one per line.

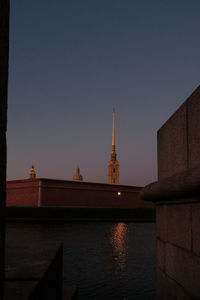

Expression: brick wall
xmin=7 ymin=178 xmax=153 ymax=208
xmin=7 ymin=180 xmax=40 ymax=206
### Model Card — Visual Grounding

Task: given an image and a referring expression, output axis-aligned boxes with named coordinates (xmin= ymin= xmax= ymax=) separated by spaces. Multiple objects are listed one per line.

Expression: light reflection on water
xmin=111 ymin=223 xmax=128 ymax=271
xmin=7 ymin=222 xmax=156 ymax=300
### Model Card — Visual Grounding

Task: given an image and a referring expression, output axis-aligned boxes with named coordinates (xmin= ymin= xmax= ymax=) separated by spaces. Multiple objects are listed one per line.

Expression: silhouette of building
xmin=73 ymin=167 xmax=83 ymax=181
xmin=108 ymin=110 xmax=119 ymax=184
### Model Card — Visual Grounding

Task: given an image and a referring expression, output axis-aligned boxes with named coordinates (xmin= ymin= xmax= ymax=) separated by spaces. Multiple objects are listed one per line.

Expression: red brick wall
xmin=40 ymin=179 xmax=153 ymax=208
xmin=6 ymin=180 xmax=39 ymax=206
xmin=6 ymin=179 xmax=154 ymax=208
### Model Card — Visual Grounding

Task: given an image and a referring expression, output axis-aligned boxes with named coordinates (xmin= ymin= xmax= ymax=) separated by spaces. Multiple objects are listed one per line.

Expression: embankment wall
xmin=142 ymin=85 xmax=200 ymax=299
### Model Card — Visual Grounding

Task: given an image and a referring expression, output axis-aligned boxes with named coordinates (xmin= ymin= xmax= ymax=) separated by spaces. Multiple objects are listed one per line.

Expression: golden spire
xmin=112 ymin=108 xmax=115 ymax=149
xmin=29 ymin=165 xmax=36 ymax=179
xmin=108 ymin=109 xmax=119 ymax=184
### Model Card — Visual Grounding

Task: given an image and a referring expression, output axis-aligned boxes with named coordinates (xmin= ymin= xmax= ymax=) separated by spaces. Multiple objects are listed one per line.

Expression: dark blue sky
xmin=7 ymin=1 xmax=200 ymax=185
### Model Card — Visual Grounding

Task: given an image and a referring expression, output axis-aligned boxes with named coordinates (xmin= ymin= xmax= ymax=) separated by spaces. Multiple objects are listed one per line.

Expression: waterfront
xmin=7 ymin=222 xmax=156 ymax=299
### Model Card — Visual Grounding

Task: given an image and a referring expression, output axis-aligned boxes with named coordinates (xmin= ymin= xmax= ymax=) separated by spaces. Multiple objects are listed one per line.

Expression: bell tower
xmin=108 ymin=109 xmax=119 ymax=184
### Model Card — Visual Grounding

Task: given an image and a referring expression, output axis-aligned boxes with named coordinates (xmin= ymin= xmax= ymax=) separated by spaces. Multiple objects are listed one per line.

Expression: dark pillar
xmin=0 ymin=1 xmax=9 ymax=298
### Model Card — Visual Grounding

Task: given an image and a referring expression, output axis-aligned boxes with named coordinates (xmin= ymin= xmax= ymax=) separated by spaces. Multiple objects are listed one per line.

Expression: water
xmin=7 ymin=222 xmax=156 ymax=299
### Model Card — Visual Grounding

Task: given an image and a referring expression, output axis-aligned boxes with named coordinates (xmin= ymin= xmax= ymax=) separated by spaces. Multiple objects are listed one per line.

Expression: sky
xmin=7 ymin=0 xmax=200 ymax=186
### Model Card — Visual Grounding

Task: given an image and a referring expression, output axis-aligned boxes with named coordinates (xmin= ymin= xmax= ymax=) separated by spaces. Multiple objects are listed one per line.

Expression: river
xmin=7 ymin=222 xmax=156 ymax=300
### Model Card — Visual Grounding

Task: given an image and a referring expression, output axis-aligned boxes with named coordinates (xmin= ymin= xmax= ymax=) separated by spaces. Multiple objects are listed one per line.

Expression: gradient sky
xmin=7 ymin=0 xmax=200 ymax=186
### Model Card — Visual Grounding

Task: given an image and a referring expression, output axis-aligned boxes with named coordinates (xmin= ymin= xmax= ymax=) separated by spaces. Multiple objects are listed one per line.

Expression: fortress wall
xmin=141 ymin=85 xmax=200 ymax=299
xmin=41 ymin=184 xmax=149 ymax=208
xmin=6 ymin=180 xmax=40 ymax=206
xmin=7 ymin=179 xmax=153 ymax=208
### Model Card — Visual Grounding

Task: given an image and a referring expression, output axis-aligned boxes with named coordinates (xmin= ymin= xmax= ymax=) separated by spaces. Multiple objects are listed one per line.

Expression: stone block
xmin=157 ymin=268 xmax=193 ymax=300
xmin=156 ymin=205 xmax=168 ymax=241
xmin=5 ymin=240 xmax=63 ymax=300
xmin=63 ymin=285 xmax=77 ymax=300
xmin=156 ymin=203 xmax=192 ymax=250
xmin=188 ymin=88 xmax=200 ymax=168
xmin=191 ymin=202 xmax=200 ymax=256
xmin=157 ymin=240 xmax=165 ymax=272
xmin=157 ymin=102 xmax=187 ymax=180
xmin=166 ymin=204 xmax=191 ymax=250
xmin=165 ymin=243 xmax=200 ymax=298
xmin=4 ymin=281 xmax=39 ymax=300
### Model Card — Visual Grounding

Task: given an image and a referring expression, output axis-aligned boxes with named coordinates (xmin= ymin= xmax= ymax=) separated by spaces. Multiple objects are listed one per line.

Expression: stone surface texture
xmin=192 ymin=202 xmax=200 ymax=256
xmin=157 ymin=199 xmax=200 ymax=299
xmin=5 ymin=239 xmax=63 ymax=300
xmin=4 ymin=281 xmax=39 ymax=300
xmin=142 ymin=85 xmax=200 ymax=299
xmin=158 ymin=102 xmax=187 ymax=180
xmin=0 ymin=1 xmax=9 ymax=299
xmin=158 ymin=85 xmax=200 ymax=181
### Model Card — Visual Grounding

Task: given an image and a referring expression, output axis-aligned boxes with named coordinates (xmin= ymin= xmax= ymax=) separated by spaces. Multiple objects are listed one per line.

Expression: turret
xmin=73 ymin=167 xmax=83 ymax=181
xmin=29 ymin=165 xmax=36 ymax=179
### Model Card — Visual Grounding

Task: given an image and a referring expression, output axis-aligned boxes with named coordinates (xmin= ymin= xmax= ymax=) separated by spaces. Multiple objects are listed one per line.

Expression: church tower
xmin=29 ymin=165 xmax=36 ymax=179
xmin=108 ymin=110 xmax=119 ymax=184
xmin=73 ymin=167 xmax=83 ymax=181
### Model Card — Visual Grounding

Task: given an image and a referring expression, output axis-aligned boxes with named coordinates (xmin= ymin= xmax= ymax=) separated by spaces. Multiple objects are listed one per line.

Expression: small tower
xmin=108 ymin=109 xmax=119 ymax=184
xmin=29 ymin=165 xmax=36 ymax=179
xmin=73 ymin=167 xmax=83 ymax=181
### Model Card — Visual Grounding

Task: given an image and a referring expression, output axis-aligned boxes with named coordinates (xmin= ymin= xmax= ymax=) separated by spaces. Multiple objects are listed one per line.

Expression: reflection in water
xmin=110 ymin=223 xmax=128 ymax=271
xmin=7 ymin=222 xmax=156 ymax=299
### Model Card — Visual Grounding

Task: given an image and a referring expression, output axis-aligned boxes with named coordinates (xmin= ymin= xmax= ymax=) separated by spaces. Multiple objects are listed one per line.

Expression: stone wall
xmin=141 ymin=85 xmax=200 ymax=299
xmin=156 ymin=200 xmax=200 ymax=299
xmin=5 ymin=239 xmax=63 ymax=300
xmin=158 ymin=86 xmax=200 ymax=180
xmin=0 ymin=1 xmax=9 ymax=298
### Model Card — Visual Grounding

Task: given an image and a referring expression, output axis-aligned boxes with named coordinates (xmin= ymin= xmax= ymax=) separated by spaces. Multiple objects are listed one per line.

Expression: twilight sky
xmin=7 ymin=1 xmax=200 ymax=186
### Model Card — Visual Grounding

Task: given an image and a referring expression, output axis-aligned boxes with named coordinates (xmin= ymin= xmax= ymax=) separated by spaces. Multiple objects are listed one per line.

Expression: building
xmin=29 ymin=165 xmax=36 ymax=179
xmin=108 ymin=110 xmax=119 ymax=184
xmin=6 ymin=111 xmax=154 ymax=208
xmin=6 ymin=178 xmax=154 ymax=208
xmin=73 ymin=167 xmax=83 ymax=181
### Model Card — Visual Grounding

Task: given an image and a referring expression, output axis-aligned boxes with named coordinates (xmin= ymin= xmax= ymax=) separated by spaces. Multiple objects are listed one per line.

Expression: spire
xmin=29 ymin=165 xmax=36 ymax=179
xmin=108 ymin=109 xmax=119 ymax=184
xmin=112 ymin=108 xmax=115 ymax=149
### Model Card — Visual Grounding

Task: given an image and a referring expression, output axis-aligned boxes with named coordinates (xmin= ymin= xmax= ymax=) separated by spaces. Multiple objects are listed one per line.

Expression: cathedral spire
xmin=112 ymin=108 xmax=115 ymax=149
xmin=108 ymin=109 xmax=119 ymax=184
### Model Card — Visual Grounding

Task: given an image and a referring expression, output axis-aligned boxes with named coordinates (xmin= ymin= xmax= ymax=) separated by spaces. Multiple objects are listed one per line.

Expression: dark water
xmin=7 ymin=222 xmax=156 ymax=300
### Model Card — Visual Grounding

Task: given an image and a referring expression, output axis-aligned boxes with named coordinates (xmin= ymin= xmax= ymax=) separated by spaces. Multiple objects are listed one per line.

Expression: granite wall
xmin=0 ymin=1 xmax=9 ymax=298
xmin=142 ymin=85 xmax=200 ymax=299
xmin=158 ymin=86 xmax=200 ymax=180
